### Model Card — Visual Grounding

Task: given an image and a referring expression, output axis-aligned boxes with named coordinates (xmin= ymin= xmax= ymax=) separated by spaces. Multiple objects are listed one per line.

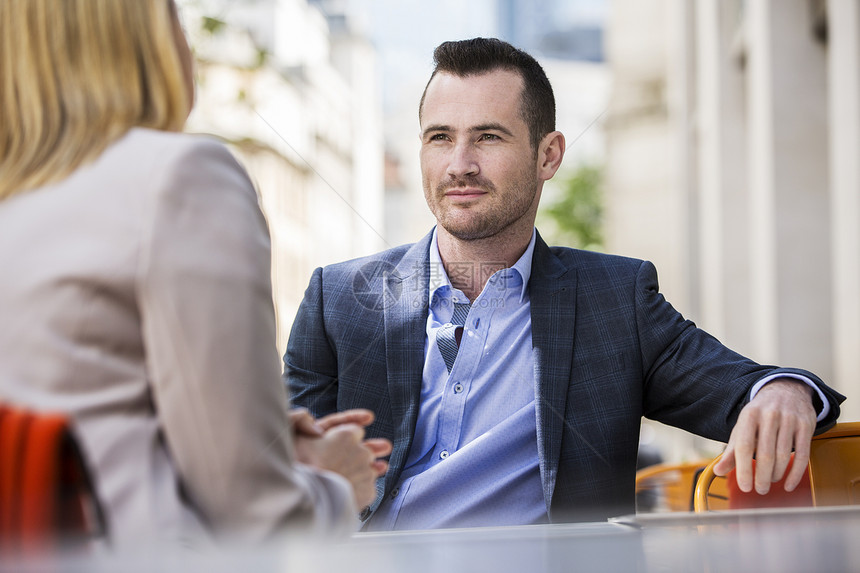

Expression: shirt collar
xmin=428 ymin=227 xmax=536 ymax=304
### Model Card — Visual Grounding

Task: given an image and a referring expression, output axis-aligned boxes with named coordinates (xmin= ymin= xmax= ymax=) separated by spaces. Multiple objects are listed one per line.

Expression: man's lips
xmin=444 ymin=188 xmax=487 ymax=199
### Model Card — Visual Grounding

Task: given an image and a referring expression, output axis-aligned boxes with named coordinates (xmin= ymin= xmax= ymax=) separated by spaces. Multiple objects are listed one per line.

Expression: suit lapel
xmin=382 ymin=231 xmax=432 ymax=486
xmin=529 ymin=233 xmax=578 ymax=513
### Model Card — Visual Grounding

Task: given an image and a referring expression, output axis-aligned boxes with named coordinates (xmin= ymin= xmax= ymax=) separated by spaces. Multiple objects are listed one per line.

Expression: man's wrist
xmin=749 ymin=373 xmax=829 ymax=422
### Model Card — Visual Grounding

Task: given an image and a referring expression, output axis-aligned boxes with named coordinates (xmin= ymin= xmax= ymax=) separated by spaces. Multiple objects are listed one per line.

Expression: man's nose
xmin=446 ymin=143 xmax=479 ymax=178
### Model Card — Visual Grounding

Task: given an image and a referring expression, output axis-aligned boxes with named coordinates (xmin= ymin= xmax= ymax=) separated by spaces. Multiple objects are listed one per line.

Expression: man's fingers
xmin=770 ymin=423 xmax=795 ymax=484
xmin=713 ymin=444 xmax=736 ymax=476
xmin=318 ymin=409 xmax=375 ymax=431
xmin=784 ymin=431 xmax=812 ymax=492
xmin=730 ymin=414 xmax=756 ymax=493
xmin=753 ymin=414 xmax=778 ymax=495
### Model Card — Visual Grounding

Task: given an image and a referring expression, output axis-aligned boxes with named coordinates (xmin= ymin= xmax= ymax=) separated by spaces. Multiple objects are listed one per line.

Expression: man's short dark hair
xmin=419 ymin=37 xmax=556 ymax=151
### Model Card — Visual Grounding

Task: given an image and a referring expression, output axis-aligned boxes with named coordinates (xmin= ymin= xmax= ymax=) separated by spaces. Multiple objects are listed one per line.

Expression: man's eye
xmin=479 ymin=133 xmax=500 ymax=141
xmin=429 ymin=133 xmax=448 ymax=141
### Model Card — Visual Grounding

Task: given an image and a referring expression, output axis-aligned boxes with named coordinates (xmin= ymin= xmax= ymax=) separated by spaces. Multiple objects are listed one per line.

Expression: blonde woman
xmin=0 ymin=0 xmax=387 ymax=547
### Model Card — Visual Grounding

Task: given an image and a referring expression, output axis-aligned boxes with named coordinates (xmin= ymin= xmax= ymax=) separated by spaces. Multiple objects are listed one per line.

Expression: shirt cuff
xmin=749 ymin=373 xmax=829 ymax=422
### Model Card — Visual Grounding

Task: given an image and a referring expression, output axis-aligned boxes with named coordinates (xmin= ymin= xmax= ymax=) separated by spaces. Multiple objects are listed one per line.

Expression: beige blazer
xmin=0 ymin=128 xmax=355 ymax=547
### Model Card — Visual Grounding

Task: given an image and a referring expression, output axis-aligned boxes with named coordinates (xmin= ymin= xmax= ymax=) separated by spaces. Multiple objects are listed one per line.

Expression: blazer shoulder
xmin=106 ymin=128 xmax=214 ymax=163
xmin=119 ymin=128 xmax=230 ymax=157
xmin=547 ymin=245 xmax=647 ymax=275
xmin=91 ymin=129 xmax=252 ymax=207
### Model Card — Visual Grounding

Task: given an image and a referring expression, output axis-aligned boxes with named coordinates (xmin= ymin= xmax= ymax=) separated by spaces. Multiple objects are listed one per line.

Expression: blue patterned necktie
xmin=436 ymin=301 xmax=471 ymax=373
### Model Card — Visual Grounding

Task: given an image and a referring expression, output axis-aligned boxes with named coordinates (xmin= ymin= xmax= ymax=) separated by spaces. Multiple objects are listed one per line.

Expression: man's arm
xmin=633 ymin=260 xmax=845 ymax=488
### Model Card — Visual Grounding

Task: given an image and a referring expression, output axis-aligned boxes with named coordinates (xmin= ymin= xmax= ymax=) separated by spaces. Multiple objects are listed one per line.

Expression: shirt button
xmin=439 ymin=450 xmax=449 ymax=459
xmin=390 ymin=488 xmax=399 ymax=498
xmin=453 ymin=383 xmax=464 ymax=394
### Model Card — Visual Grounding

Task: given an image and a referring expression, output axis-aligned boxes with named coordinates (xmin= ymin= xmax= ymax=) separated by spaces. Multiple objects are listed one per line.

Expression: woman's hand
xmin=290 ymin=408 xmax=393 ymax=509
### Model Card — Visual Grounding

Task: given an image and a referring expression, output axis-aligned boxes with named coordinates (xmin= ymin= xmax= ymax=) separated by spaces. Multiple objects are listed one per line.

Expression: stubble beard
xmin=424 ymin=174 xmax=539 ymax=242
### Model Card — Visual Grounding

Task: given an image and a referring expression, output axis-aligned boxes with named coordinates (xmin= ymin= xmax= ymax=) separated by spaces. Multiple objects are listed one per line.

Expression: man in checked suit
xmin=285 ymin=38 xmax=845 ymax=529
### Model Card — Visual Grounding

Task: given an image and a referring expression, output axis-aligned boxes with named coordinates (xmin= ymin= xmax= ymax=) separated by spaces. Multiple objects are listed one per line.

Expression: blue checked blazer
xmin=285 ymin=229 xmax=843 ymax=523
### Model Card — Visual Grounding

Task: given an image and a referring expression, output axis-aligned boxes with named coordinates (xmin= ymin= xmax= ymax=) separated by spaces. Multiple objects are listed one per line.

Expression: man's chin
xmin=439 ymin=221 xmax=501 ymax=242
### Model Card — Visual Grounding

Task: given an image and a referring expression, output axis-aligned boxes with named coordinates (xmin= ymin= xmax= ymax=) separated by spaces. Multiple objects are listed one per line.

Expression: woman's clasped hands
xmin=289 ymin=408 xmax=392 ymax=510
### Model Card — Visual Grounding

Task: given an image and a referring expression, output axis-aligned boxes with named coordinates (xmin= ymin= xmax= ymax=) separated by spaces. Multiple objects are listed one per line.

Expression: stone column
xmin=828 ymin=0 xmax=860 ymax=413
xmin=695 ymin=0 xmax=752 ymax=355
xmin=746 ymin=0 xmax=833 ymax=377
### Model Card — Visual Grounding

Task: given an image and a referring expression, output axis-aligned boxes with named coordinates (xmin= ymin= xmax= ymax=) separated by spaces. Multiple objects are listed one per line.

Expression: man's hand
xmin=714 ymin=379 xmax=816 ymax=494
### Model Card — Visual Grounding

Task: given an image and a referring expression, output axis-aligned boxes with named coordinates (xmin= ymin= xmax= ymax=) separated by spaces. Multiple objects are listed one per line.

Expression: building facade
xmin=180 ymin=0 xmax=385 ymax=354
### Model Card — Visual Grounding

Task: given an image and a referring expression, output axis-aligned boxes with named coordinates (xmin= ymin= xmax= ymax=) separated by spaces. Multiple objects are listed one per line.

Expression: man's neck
xmin=436 ymin=226 xmax=532 ymax=302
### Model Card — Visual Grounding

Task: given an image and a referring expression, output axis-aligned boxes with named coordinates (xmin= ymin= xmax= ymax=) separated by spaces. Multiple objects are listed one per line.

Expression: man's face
xmin=419 ymin=69 xmax=541 ymax=242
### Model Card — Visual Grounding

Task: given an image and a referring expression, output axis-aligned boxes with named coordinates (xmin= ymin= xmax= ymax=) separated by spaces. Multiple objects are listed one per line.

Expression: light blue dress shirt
xmin=365 ymin=229 xmax=547 ymax=530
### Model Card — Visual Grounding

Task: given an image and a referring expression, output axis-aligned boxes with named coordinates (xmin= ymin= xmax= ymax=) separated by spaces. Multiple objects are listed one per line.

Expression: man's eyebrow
xmin=470 ymin=123 xmax=514 ymax=137
xmin=422 ymin=124 xmax=451 ymax=136
xmin=422 ymin=123 xmax=515 ymax=137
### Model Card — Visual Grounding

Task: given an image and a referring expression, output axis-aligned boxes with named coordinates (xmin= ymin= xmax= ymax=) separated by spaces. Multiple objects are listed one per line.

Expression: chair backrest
xmin=692 ymin=456 xmax=730 ymax=511
xmin=0 ymin=403 xmax=106 ymax=556
xmin=808 ymin=421 xmax=860 ymax=506
xmin=694 ymin=422 xmax=860 ymax=512
xmin=635 ymin=460 xmax=711 ymax=512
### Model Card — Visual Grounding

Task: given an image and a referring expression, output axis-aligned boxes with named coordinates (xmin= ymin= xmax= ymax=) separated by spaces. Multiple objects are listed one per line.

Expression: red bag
xmin=0 ymin=403 xmax=107 ymax=556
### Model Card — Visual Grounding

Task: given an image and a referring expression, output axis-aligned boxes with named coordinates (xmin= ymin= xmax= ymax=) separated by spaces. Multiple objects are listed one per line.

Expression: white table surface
xmin=10 ymin=506 xmax=860 ymax=572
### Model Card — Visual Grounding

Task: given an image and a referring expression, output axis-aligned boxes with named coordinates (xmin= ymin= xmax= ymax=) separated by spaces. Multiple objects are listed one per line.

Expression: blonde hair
xmin=0 ymin=0 xmax=192 ymax=199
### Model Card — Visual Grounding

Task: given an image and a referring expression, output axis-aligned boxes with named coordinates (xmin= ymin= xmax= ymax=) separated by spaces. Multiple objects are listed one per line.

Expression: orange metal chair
xmin=635 ymin=460 xmax=712 ymax=512
xmin=807 ymin=421 xmax=860 ymax=505
xmin=0 ymin=402 xmax=106 ymax=556
xmin=694 ymin=422 xmax=860 ymax=512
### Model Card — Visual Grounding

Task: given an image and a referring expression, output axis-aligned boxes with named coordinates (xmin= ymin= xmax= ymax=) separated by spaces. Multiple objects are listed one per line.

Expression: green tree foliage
xmin=201 ymin=15 xmax=226 ymax=35
xmin=538 ymin=164 xmax=604 ymax=251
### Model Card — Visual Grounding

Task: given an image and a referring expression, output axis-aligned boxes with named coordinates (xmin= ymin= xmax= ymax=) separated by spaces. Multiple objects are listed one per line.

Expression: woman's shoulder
xmin=117 ymin=128 xmax=237 ymax=166
xmin=107 ymin=128 xmax=253 ymax=198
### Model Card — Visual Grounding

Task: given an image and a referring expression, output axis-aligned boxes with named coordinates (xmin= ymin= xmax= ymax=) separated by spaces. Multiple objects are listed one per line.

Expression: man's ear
xmin=537 ymin=131 xmax=566 ymax=181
